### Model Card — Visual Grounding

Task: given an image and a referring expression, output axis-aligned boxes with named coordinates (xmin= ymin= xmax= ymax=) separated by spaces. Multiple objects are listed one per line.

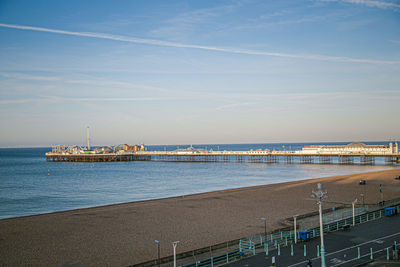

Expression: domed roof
xmin=346 ymin=142 xmax=366 ymax=148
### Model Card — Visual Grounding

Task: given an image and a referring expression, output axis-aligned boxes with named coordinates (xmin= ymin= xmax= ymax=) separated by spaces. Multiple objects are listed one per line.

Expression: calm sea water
xmin=0 ymin=142 xmax=398 ymax=219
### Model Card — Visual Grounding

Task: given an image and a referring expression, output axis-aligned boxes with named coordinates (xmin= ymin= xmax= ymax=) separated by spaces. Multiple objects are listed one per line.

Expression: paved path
xmin=225 ymin=214 xmax=400 ymax=267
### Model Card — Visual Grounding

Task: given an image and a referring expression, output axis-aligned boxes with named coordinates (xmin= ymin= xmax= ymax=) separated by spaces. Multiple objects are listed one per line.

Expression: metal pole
xmin=312 ymin=183 xmax=327 ymax=267
xmin=158 ymin=242 xmax=161 ymax=267
xmin=352 ymin=199 xmax=358 ymax=226
xmin=155 ymin=240 xmax=160 ymax=267
xmin=86 ymin=126 xmax=91 ymax=150
xmin=319 ymin=199 xmax=326 ymax=267
xmin=226 ymin=242 xmax=229 ymax=263
xmin=294 ymin=215 xmax=298 ymax=244
xmin=264 ymin=220 xmax=267 ymax=240
xmin=261 ymin=217 xmax=267 ymax=242
xmin=172 ymin=241 xmax=179 ymax=267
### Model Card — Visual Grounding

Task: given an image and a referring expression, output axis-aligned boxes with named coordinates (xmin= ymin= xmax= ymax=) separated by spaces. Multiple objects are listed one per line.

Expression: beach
xmin=1 ymin=169 xmax=400 ymax=266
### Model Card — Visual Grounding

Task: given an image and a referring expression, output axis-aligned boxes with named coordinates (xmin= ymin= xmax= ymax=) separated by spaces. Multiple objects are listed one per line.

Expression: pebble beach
xmin=1 ymin=169 xmax=400 ymax=266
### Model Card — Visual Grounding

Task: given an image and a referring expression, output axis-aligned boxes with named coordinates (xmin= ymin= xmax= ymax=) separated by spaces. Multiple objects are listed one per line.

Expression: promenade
xmin=227 ymin=213 xmax=400 ymax=266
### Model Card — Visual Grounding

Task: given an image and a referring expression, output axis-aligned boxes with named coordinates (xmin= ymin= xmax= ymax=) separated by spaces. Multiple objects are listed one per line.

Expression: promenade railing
xmin=179 ymin=203 xmax=400 ymax=267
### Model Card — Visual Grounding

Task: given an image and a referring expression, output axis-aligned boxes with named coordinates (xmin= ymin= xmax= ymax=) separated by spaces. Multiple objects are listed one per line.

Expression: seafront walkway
xmin=225 ymin=212 xmax=400 ymax=267
xmin=139 ymin=199 xmax=400 ymax=267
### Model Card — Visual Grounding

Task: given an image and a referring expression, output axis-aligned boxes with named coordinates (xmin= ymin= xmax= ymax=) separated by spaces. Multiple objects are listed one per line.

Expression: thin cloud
xmin=0 ymin=23 xmax=399 ymax=65
xmin=239 ymin=14 xmax=335 ymax=31
xmin=67 ymin=97 xmax=181 ymax=102
xmin=324 ymin=0 xmax=400 ymax=10
xmin=148 ymin=3 xmax=238 ymax=40
xmin=0 ymin=72 xmax=60 ymax=81
xmin=215 ymin=102 xmax=250 ymax=110
xmin=0 ymin=72 xmax=173 ymax=93
xmin=2 ymin=89 xmax=398 ymax=106
xmin=343 ymin=0 xmax=400 ymax=10
xmin=0 ymin=99 xmax=36 ymax=104
xmin=0 ymin=96 xmax=188 ymax=105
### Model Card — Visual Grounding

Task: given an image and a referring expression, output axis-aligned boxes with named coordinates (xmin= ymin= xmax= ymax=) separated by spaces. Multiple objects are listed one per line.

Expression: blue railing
xmin=180 ymin=204 xmax=400 ymax=267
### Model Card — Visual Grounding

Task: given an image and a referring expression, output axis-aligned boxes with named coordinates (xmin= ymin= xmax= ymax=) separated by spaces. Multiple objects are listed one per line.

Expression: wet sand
xmin=1 ymin=169 xmax=400 ymax=266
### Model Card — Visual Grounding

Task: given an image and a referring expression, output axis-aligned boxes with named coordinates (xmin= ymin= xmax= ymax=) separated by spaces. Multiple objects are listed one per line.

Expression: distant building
xmin=175 ymin=145 xmax=208 ymax=154
xmin=67 ymin=145 xmax=81 ymax=154
xmin=301 ymin=142 xmax=398 ymax=155
xmin=249 ymin=149 xmax=271 ymax=154
xmin=122 ymin=144 xmax=145 ymax=151
xmin=93 ymin=146 xmax=113 ymax=154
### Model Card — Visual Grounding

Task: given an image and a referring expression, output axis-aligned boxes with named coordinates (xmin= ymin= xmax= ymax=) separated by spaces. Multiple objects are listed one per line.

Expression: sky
xmin=0 ymin=0 xmax=399 ymax=147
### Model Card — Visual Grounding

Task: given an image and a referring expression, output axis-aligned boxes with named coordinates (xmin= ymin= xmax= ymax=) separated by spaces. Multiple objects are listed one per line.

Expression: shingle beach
xmin=1 ymin=169 xmax=399 ymax=266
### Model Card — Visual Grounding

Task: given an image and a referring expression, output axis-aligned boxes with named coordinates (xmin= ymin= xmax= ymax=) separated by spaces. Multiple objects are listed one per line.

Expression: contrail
xmin=0 ymin=23 xmax=398 ymax=65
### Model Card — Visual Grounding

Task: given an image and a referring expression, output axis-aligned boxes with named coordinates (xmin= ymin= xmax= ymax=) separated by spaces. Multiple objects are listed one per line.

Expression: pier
xmin=46 ymin=143 xmax=400 ymax=165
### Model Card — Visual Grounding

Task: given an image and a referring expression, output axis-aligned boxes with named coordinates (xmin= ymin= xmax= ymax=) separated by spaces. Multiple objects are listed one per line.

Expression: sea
xmin=0 ymin=142 xmax=398 ymax=219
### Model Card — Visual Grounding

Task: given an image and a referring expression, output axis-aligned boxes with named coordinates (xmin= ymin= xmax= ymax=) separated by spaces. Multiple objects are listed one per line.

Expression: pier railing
xmin=46 ymin=150 xmax=400 ymax=165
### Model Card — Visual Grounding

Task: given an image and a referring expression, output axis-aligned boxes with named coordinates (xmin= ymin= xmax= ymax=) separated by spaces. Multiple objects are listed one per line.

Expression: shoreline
xmin=1 ymin=169 xmax=400 ymax=266
xmin=1 ymin=165 xmax=398 ymax=221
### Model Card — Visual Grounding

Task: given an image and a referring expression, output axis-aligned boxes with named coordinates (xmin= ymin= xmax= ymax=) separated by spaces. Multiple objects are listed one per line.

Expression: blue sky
xmin=0 ymin=0 xmax=399 ymax=147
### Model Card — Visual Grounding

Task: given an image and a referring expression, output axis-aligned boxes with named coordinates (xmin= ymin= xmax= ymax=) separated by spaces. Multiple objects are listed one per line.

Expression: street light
xmin=312 ymin=183 xmax=328 ymax=267
xmin=155 ymin=240 xmax=160 ymax=267
xmin=172 ymin=241 xmax=180 ymax=267
xmin=293 ymin=215 xmax=299 ymax=244
xmin=352 ymin=199 xmax=358 ymax=226
xmin=260 ymin=217 xmax=267 ymax=241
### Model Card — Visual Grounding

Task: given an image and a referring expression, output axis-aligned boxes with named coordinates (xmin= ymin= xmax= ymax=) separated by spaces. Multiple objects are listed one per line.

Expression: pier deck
xmin=45 ymin=151 xmax=400 ymax=164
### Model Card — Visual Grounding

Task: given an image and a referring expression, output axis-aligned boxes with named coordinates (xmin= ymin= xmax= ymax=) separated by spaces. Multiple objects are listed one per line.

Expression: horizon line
xmin=0 ymin=140 xmax=397 ymax=149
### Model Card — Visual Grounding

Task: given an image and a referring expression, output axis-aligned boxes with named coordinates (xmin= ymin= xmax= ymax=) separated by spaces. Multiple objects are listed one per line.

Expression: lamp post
xmin=312 ymin=183 xmax=327 ymax=267
xmin=155 ymin=240 xmax=160 ymax=267
xmin=172 ymin=241 xmax=180 ymax=267
xmin=260 ymin=217 xmax=267 ymax=240
xmin=352 ymin=199 xmax=358 ymax=226
xmin=293 ymin=215 xmax=298 ymax=244
xmin=360 ymin=193 xmax=365 ymax=206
